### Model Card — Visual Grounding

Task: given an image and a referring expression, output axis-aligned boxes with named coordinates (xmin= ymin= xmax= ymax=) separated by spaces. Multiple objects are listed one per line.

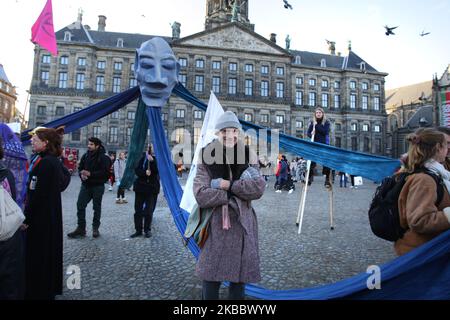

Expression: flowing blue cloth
xmin=20 ymin=86 xmax=449 ymax=299
xmin=147 ymin=106 xmax=450 ymax=300
xmin=20 ymin=86 xmax=140 ymax=143
xmin=173 ymin=84 xmax=401 ymax=182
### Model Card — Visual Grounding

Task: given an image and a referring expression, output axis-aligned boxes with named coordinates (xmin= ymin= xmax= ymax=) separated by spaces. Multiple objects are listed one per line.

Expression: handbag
xmin=0 ymin=179 xmax=25 ymax=241
xmin=184 ymin=205 xmax=214 ymax=248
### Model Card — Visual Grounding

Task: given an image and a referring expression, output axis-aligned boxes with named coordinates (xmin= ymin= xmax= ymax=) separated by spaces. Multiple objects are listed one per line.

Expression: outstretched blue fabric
xmin=173 ymin=84 xmax=401 ymax=182
xmin=147 ymin=106 xmax=450 ymax=300
xmin=22 ymin=86 xmax=448 ymax=299
xmin=20 ymin=86 xmax=140 ymax=143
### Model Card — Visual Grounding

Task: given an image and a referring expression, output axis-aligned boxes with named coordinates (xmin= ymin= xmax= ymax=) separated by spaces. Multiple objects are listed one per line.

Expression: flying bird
xmin=420 ymin=30 xmax=430 ymax=37
xmin=283 ymin=0 xmax=293 ymax=10
xmin=384 ymin=25 xmax=398 ymax=36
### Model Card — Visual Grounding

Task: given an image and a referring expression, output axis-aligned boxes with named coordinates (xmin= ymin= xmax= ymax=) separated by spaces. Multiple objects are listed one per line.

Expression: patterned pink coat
xmin=193 ymin=163 xmax=265 ymax=283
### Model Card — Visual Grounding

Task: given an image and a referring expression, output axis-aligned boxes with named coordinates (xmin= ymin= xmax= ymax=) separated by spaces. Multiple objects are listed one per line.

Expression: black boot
xmin=92 ymin=229 xmax=100 ymax=238
xmin=67 ymin=227 xmax=86 ymax=238
xmin=130 ymin=231 xmax=143 ymax=238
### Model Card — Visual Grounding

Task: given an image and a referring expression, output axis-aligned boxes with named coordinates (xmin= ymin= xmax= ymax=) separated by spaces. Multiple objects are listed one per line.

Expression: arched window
xmin=64 ymin=31 xmax=72 ymax=41
xmin=360 ymin=62 xmax=366 ymax=72
xmin=320 ymin=59 xmax=327 ymax=68
xmin=294 ymin=55 xmax=302 ymax=64
xmin=117 ymin=38 xmax=124 ymax=48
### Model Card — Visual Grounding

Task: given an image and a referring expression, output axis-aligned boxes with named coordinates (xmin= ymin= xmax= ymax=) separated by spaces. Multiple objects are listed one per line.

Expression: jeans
xmin=202 ymin=281 xmax=245 ymax=300
xmin=77 ymin=184 xmax=105 ymax=229
xmin=134 ymin=192 xmax=158 ymax=232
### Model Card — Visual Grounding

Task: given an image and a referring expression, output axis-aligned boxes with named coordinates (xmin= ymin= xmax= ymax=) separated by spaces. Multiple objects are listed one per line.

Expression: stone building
xmin=28 ymin=1 xmax=388 ymax=157
xmin=386 ymin=66 xmax=450 ymax=158
xmin=0 ymin=64 xmax=18 ymax=124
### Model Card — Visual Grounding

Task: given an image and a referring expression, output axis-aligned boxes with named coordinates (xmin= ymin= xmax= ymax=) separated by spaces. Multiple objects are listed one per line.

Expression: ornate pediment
xmin=178 ymin=24 xmax=286 ymax=55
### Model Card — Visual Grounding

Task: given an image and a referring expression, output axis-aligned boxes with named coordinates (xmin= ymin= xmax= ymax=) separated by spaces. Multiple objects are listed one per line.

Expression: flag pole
xmin=328 ymin=175 xmax=335 ymax=230
xmin=296 ymin=131 xmax=314 ymax=234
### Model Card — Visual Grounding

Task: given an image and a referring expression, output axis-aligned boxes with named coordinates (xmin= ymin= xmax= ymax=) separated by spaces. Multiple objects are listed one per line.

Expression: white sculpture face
xmin=135 ymin=37 xmax=180 ymax=107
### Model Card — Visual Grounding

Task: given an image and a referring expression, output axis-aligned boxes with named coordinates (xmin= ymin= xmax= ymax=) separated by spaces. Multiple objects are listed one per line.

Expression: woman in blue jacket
xmin=307 ymin=107 xmax=332 ymax=188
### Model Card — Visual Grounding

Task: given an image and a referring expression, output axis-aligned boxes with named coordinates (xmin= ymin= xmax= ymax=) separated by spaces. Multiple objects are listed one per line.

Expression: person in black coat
xmin=0 ymin=139 xmax=23 ymax=300
xmin=67 ymin=137 xmax=111 ymax=239
xmin=131 ymin=146 xmax=160 ymax=238
xmin=307 ymin=107 xmax=332 ymax=188
xmin=23 ymin=127 xmax=65 ymax=300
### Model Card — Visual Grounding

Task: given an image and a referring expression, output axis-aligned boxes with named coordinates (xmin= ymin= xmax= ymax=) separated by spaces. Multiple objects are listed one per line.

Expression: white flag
xmin=180 ymin=92 xmax=225 ymax=214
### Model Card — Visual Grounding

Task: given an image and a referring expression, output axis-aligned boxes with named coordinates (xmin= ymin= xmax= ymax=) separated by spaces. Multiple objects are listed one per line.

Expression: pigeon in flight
xmin=420 ymin=30 xmax=430 ymax=37
xmin=384 ymin=25 xmax=398 ymax=36
xmin=283 ymin=0 xmax=293 ymax=10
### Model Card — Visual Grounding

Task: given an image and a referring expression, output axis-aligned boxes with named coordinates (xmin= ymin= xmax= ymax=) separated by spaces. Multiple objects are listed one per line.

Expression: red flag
xmin=31 ymin=0 xmax=58 ymax=56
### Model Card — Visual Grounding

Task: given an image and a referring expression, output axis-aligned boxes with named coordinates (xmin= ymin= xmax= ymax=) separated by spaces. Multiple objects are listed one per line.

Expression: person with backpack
xmin=395 ymin=128 xmax=450 ymax=255
xmin=67 ymin=137 xmax=111 ymax=239
xmin=307 ymin=107 xmax=332 ymax=188
xmin=23 ymin=127 xmax=65 ymax=299
xmin=0 ymin=138 xmax=23 ymax=299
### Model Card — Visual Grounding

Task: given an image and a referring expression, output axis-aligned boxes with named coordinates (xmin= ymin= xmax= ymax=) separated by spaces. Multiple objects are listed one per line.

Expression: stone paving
xmin=58 ymin=173 xmax=396 ymax=300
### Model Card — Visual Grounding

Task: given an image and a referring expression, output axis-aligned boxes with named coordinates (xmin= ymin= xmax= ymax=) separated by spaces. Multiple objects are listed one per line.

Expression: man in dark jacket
xmin=68 ymin=137 xmax=111 ymax=238
xmin=130 ymin=146 xmax=160 ymax=238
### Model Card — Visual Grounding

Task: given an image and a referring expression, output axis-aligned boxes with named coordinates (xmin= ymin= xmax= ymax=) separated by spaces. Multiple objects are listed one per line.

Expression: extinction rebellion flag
xmin=31 ymin=0 xmax=58 ymax=56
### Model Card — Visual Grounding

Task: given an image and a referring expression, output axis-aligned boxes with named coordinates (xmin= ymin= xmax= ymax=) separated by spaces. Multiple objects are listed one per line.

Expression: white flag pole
xmin=180 ymin=91 xmax=224 ymax=214
xmin=296 ymin=128 xmax=315 ymax=234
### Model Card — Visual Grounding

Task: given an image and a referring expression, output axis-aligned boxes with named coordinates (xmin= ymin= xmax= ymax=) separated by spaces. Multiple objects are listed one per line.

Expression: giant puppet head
xmin=134 ymin=37 xmax=180 ymax=107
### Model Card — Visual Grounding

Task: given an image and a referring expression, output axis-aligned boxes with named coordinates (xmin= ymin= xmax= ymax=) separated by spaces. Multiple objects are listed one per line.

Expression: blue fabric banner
xmin=173 ymin=84 xmax=401 ymax=182
xmin=146 ymin=105 xmax=450 ymax=300
xmin=19 ymin=85 xmax=449 ymax=299
xmin=21 ymin=86 xmax=140 ymax=143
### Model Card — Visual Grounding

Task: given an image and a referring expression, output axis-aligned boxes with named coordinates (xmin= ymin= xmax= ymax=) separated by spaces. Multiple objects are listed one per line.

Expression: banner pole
xmin=297 ymin=131 xmax=314 ymax=234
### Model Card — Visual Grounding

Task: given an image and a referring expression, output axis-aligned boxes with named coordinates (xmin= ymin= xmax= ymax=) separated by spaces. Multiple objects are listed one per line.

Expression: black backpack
xmin=368 ymin=170 xmax=444 ymax=242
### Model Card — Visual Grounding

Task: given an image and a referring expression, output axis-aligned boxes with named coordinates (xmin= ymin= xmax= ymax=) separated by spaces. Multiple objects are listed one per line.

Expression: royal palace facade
xmin=28 ymin=0 xmax=388 ymax=157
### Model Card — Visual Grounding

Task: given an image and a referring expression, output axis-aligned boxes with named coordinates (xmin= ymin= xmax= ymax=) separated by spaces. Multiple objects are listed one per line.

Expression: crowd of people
xmin=0 ymin=110 xmax=449 ymax=301
xmin=0 ymin=127 xmax=161 ymax=300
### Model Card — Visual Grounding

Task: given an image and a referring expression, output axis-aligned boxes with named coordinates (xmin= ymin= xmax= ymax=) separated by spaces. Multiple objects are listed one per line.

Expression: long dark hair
xmin=35 ymin=127 xmax=64 ymax=157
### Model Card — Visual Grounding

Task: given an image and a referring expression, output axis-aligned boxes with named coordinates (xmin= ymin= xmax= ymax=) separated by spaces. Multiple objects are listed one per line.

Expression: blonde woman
xmin=306 ymin=107 xmax=331 ymax=187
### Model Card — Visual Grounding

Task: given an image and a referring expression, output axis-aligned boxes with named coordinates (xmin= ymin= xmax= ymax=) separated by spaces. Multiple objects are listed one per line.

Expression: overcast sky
xmin=1 ymin=0 xmax=449 ymax=115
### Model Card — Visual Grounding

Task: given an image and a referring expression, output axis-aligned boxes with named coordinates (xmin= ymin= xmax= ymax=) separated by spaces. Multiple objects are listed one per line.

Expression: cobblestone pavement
xmin=58 ymin=174 xmax=396 ymax=300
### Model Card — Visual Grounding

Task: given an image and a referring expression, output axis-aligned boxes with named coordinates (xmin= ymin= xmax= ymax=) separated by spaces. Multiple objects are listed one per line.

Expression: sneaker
xmin=325 ymin=181 xmax=332 ymax=189
xmin=108 ymin=186 xmax=113 ymax=191
xmin=92 ymin=229 xmax=100 ymax=238
xmin=145 ymin=230 xmax=152 ymax=238
xmin=276 ymin=190 xmax=282 ymax=193
xmin=116 ymin=198 xmax=121 ymax=204
xmin=130 ymin=232 xmax=143 ymax=238
xmin=121 ymin=198 xmax=128 ymax=204
xmin=67 ymin=227 xmax=86 ymax=239
xmin=288 ymin=189 xmax=294 ymax=194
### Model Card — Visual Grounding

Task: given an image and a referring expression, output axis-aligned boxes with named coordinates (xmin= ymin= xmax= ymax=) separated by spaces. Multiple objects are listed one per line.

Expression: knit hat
xmin=215 ymin=111 xmax=242 ymax=131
